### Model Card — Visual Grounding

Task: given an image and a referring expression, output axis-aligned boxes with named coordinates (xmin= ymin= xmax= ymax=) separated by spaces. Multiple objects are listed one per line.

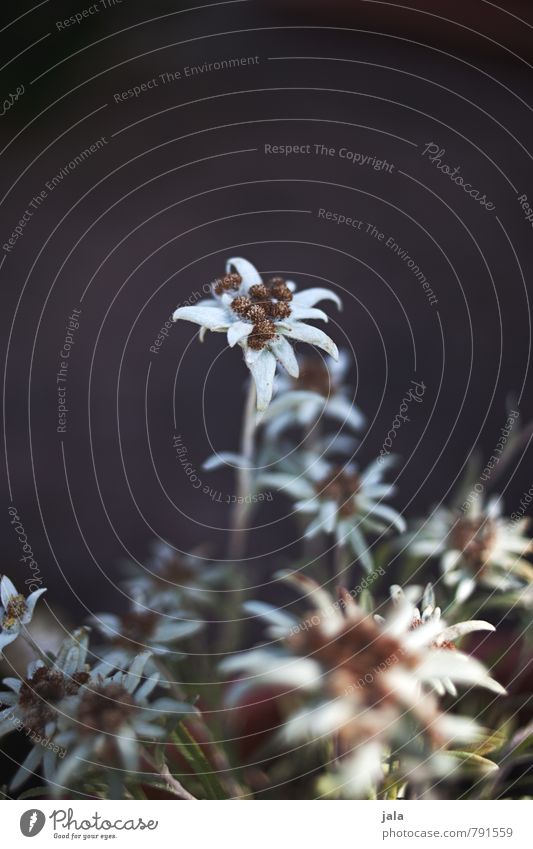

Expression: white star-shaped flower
xmin=259 ymin=454 xmax=405 ymax=571
xmin=407 ymin=495 xmax=533 ymax=604
xmin=0 ymin=576 xmax=47 ymax=654
xmin=374 ymin=583 xmax=499 ymax=696
xmin=173 ymin=257 xmax=340 ymax=411
xmin=221 ymin=573 xmax=505 ymax=799
xmin=261 ymin=350 xmax=365 ymax=436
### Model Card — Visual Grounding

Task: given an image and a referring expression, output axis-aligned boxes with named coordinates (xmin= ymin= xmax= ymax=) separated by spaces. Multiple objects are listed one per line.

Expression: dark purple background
xmin=1 ymin=0 xmax=532 ymax=621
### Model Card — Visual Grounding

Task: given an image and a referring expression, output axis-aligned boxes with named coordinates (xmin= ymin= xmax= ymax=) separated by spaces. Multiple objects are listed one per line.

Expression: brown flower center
xmin=213 ymin=272 xmax=242 ymax=295
xmin=247 ymin=319 xmax=277 ymax=350
xmin=119 ymin=610 xmax=159 ymax=643
xmin=77 ymin=683 xmax=136 ymax=735
xmin=153 ymin=555 xmax=197 ymax=586
xmin=229 ymin=276 xmax=293 ymax=350
xmin=449 ymin=516 xmax=496 ymax=571
xmin=297 ymin=359 xmax=332 ymax=397
xmin=409 ymin=617 xmax=456 ymax=651
xmin=18 ymin=667 xmax=90 ymax=734
xmin=3 ymin=594 xmax=27 ymax=629
xmin=289 ymin=614 xmax=411 ymax=710
xmin=316 ymin=467 xmax=361 ymax=517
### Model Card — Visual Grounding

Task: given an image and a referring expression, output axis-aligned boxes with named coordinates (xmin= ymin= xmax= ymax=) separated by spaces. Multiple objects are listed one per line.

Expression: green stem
xmin=228 ymin=378 xmax=257 ymax=562
xmin=141 ymin=747 xmax=197 ymax=800
xmin=221 ymin=379 xmax=257 ymax=655
xmin=21 ymin=629 xmax=50 ymax=665
xmin=333 ymin=540 xmax=350 ymax=587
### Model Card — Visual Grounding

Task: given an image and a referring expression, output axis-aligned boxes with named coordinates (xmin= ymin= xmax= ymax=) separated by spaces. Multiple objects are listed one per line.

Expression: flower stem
xmin=333 ymin=540 xmax=349 ymax=587
xmin=159 ymin=762 xmax=197 ymax=800
xmin=228 ymin=377 xmax=257 ymax=562
xmin=141 ymin=748 xmax=197 ymax=800
xmin=21 ymin=629 xmax=50 ymax=665
xmin=222 ymin=378 xmax=257 ymax=655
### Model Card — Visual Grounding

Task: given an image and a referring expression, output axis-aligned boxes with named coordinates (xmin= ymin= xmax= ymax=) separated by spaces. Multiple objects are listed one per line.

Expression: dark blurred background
xmin=1 ymin=0 xmax=533 ymax=631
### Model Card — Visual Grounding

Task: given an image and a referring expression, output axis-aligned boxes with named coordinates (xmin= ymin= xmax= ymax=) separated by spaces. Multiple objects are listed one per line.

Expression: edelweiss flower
xmin=260 ymin=455 xmax=405 ymax=570
xmin=408 ymin=496 xmax=533 ymax=604
xmin=0 ymin=628 xmax=92 ymax=790
xmin=374 ymin=584 xmax=498 ymax=696
xmin=173 ymin=257 xmax=340 ymax=411
xmin=222 ymin=574 xmax=505 ymax=798
xmin=0 ymin=576 xmax=47 ymax=653
xmin=122 ymin=542 xmax=227 ymax=608
xmin=91 ymin=590 xmax=203 ymax=662
xmin=261 ymin=350 xmax=364 ymax=436
xmin=53 ymin=651 xmax=196 ymax=793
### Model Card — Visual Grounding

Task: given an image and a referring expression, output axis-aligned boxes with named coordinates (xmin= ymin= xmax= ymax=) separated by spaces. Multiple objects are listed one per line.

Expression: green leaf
xmin=460 ymin=728 xmax=508 ymax=757
xmin=171 ymin=723 xmax=228 ymax=800
xmin=448 ymin=751 xmax=499 ymax=774
xmin=358 ymin=589 xmax=374 ymax=614
xmin=17 ymin=785 xmax=49 ymax=800
xmin=506 ymin=723 xmax=533 ymax=759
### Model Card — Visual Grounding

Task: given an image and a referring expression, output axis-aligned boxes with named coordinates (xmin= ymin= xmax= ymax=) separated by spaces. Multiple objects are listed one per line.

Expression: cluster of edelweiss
xmin=1 ymin=258 xmax=532 ymax=800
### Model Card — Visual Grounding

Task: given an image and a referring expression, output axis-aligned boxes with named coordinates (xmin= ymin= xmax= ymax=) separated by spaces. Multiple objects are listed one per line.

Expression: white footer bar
xmin=4 ymin=799 xmax=529 ymax=848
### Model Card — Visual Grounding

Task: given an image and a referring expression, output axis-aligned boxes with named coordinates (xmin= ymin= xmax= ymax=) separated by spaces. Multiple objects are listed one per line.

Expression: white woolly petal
xmin=437 ymin=620 xmax=495 ymax=643
xmin=227 ymin=321 xmax=252 ymax=347
xmin=226 ymin=257 xmax=262 ymax=292
xmin=0 ymin=576 xmax=17 ymax=608
xmin=291 ymin=288 xmax=342 ymax=309
xmin=123 ymin=652 xmax=152 ymax=693
xmin=270 ymin=335 xmax=299 ymax=377
xmin=279 ymin=322 xmax=339 ymax=359
xmin=55 ymin=628 xmax=90 ymax=675
xmin=91 ymin=613 xmax=121 ymax=638
xmin=172 ymin=305 xmax=229 ymax=330
xmin=280 ymin=700 xmax=354 ymax=744
xmin=154 ymin=620 xmax=202 ymax=642
xmin=220 ymin=651 xmax=322 ymax=690
xmin=403 ymin=618 xmax=447 ymax=649
xmin=246 ymin=349 xmax=277 ymax=411
xmin=290 ymin=306 xmax=329 ymax=322
xmin=443 ymin=677 xmax=458 ymax=697
xmin=417 ymin=651 xmax=506 ymax=695
xmin=381 ymin=602 xmax=414 ymax=638
xmin=2 ymin=678 xmax=21 ymax=693
xmin=364 ymin=502 xmax=406 ymax=534
xmin=434 ymin=713 xmax=485 ymax=745
xmin=320 ymin=499 xmax=338 ymax=535
xmin=430 ymin=677 xmax=446 ymax=696
xmin=455 ymin=577 xmax=476 ymax=603
xmin=244 ymin=345 xmax=265 ymax=365
xmin=261 ymin=390 xmax=320 ymax=420
xmin=334 ymin=742 xmax=384 ymax=799
xmin=203 ymin=452 xmax=249 ymax=471
xmin=305 ymin=501 xmax=338 ymax=540
xmin=422 ymin=583 xmax=436 ymax=613
xmin=258 ymin=473 xmax=315 ymax=500
xmin=390 ymin=584 xmax=406 ymax=605
xmin=326 ymin=396 xmax=365 ymax=430
xmin=344 ymin=522 xmax=373 ymax=572
xmin=361 ymin=456 xmax=393 ymax=484
xmin=243 ymin=601 xmax=297 ymax=635
xmin=23 ymin=588 xmax=47 ymax=622
xmin=294 ymin=499 xmax=320 ymax=515
xmin=276 ymin=571 xmax=343 ymax=625
xmin=10 ymin=745 xmax=44 ymax=792
xmin=0 ymin=631 xmax=19 ymax=653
